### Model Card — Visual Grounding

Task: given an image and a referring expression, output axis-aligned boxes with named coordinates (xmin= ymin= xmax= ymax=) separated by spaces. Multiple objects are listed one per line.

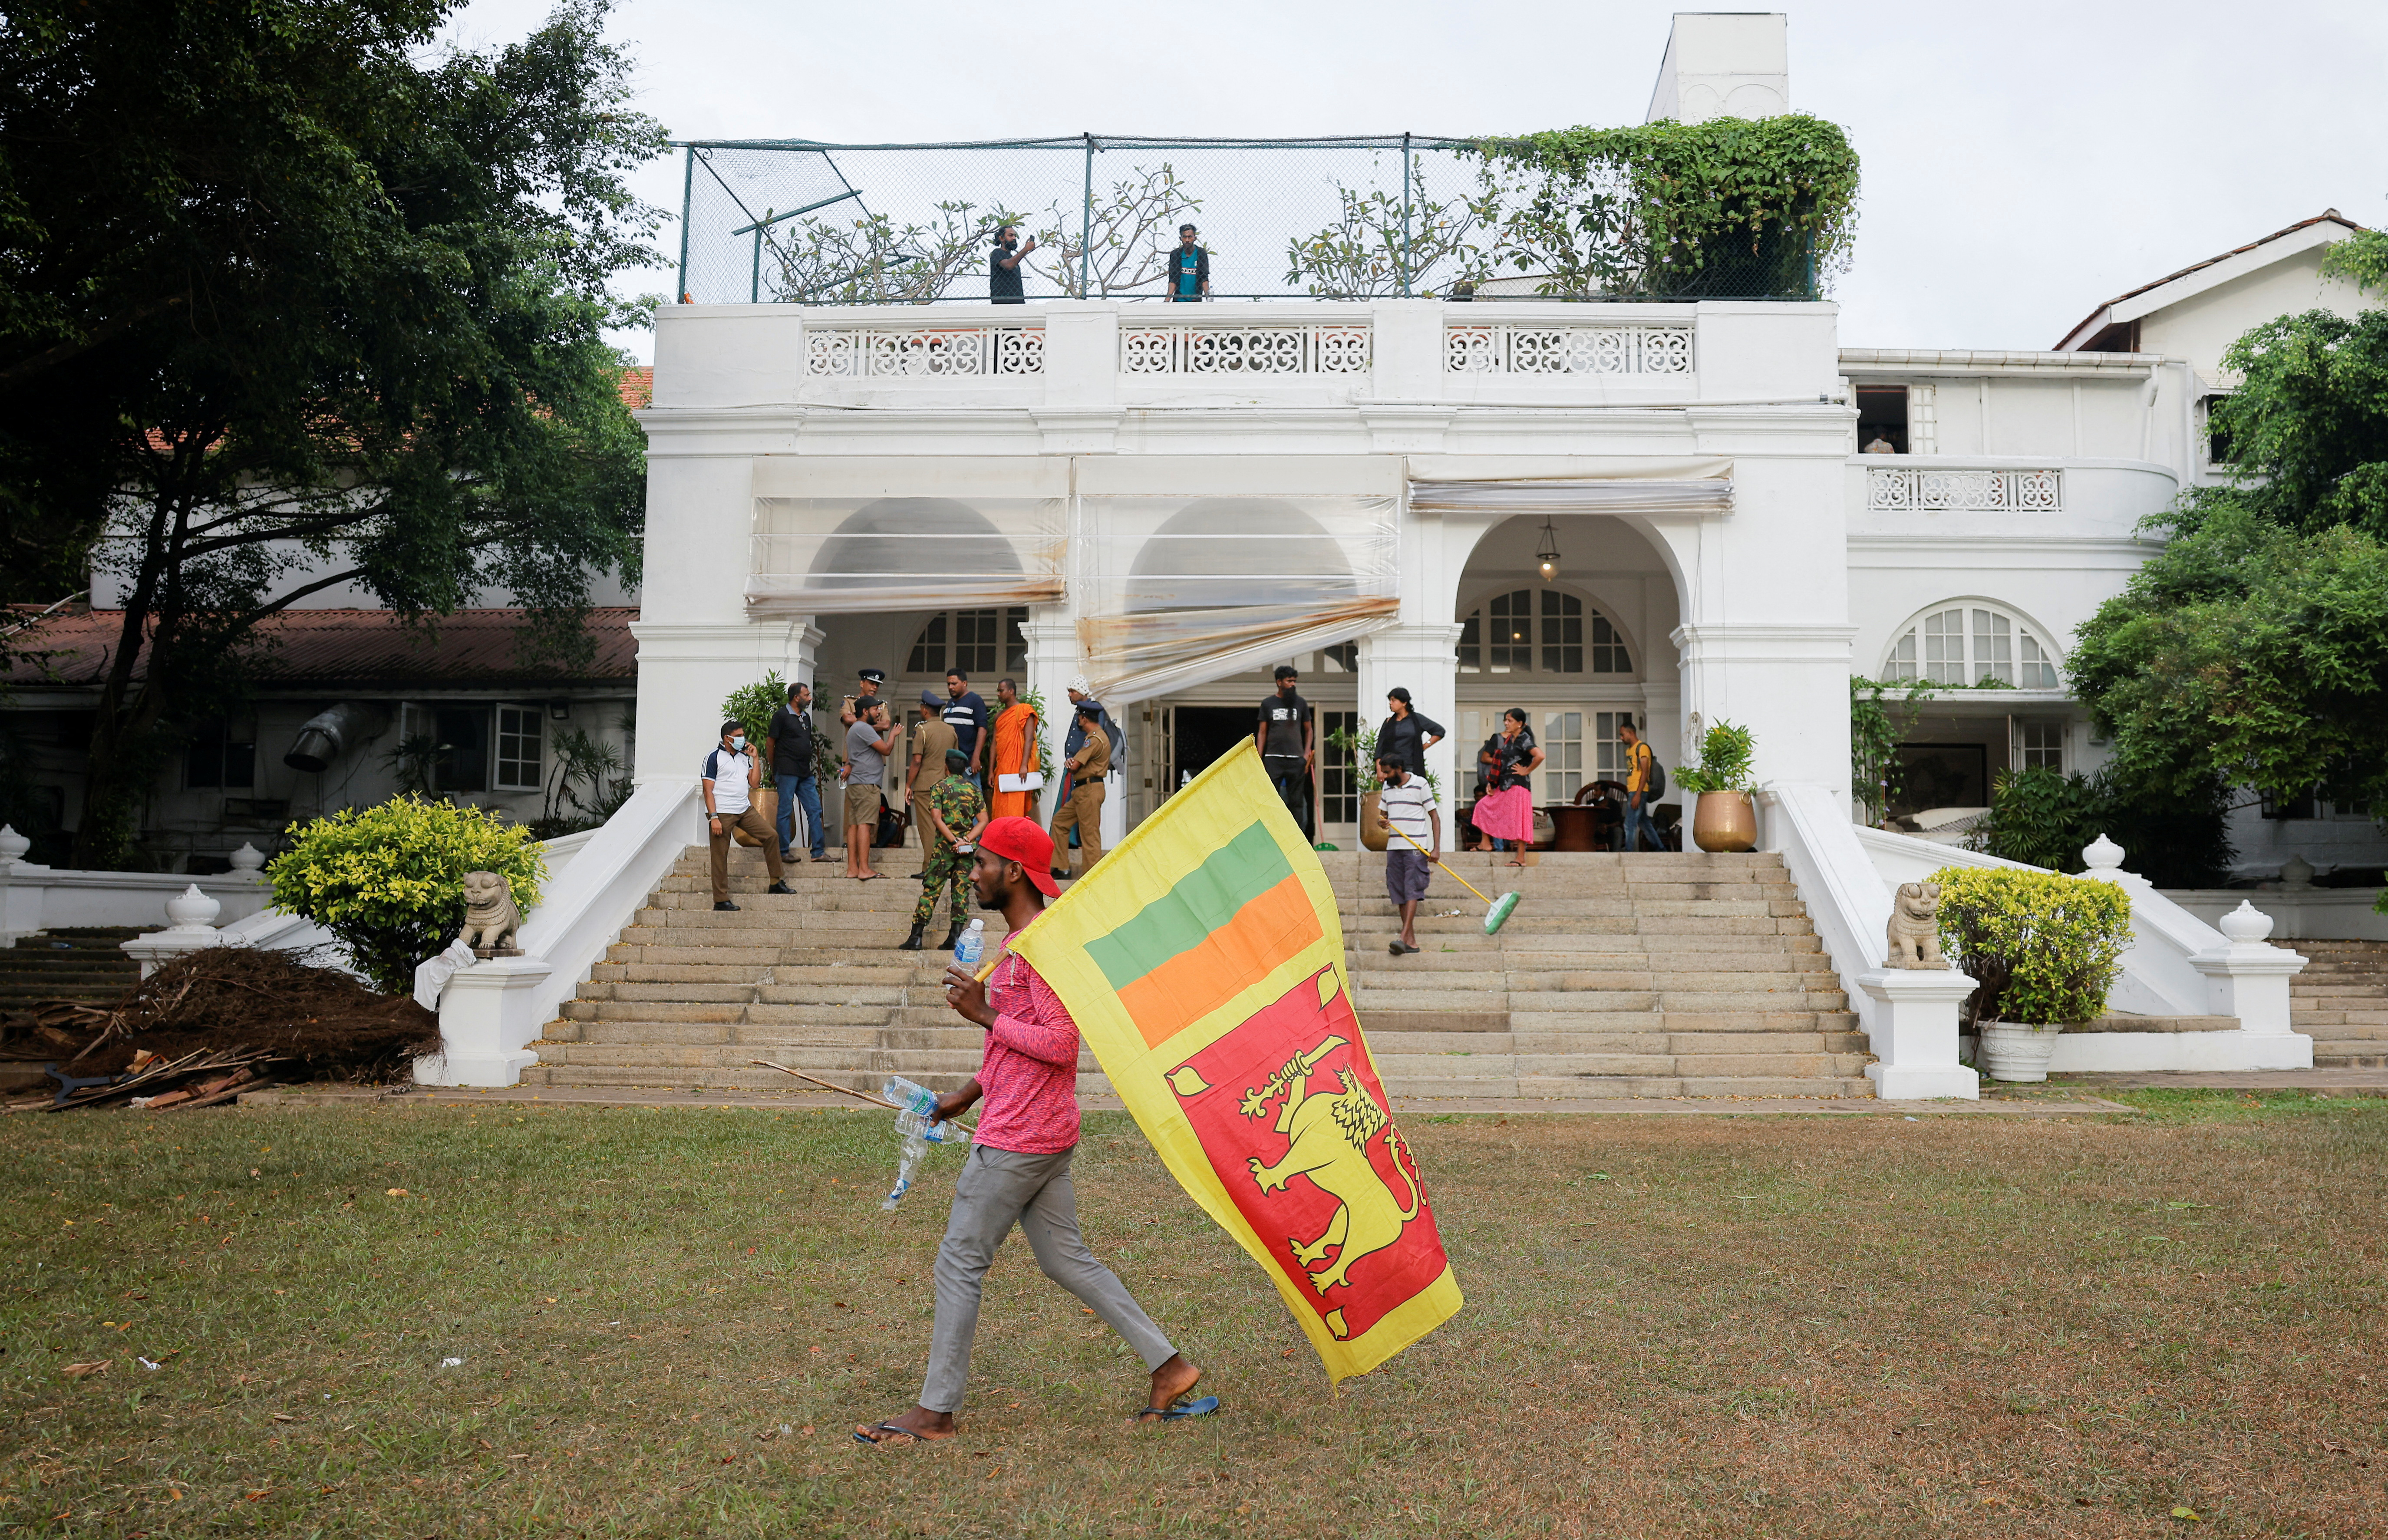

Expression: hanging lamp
xmin=1535 ymin=517 xmax=1562 ymax=582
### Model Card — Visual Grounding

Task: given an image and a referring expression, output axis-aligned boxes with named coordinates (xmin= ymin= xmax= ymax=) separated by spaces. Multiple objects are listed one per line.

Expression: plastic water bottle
xmin=951 ymin=919 xmax=986 ymax=972
xmin=880 ymin=1074 xmax=966 ymax=1212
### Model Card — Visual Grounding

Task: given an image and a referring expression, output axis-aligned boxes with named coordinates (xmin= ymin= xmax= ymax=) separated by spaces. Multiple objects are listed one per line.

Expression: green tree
xmin=2194 ymin=306 xmax=2388 ymax=539
xmin=0 ymin=0 xmax=665 ymax=866
xmin=1464 ymin=115 xmax=1860 ymax=298
xmin=2069 ymin=507 xmax=2388 ymax=844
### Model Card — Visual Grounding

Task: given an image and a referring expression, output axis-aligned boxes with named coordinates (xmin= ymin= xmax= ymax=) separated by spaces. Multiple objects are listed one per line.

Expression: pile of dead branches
xmin=3 ymin=946 xmax=439 ymax=1109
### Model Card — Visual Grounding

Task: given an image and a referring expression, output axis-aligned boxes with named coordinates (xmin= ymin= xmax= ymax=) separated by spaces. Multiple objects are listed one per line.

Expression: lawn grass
xmin=4 ymin=1097 xmax=2385 ymax=1538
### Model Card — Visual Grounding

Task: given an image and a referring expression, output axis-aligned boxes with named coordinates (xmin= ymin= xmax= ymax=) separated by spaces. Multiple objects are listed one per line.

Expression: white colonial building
xmin=633 ymin=210 xmax=2381 ymax=883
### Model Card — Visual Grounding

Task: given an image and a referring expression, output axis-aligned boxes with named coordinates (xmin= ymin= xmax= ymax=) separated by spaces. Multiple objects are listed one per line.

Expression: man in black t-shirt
xmin=942 ymin=670 xmax=990 ymax=790
xmin=1254 ymin=664 xmax=1313 ymax=838
xmin=990 ymin=227 xmax=1035 ymax=303
xmin=766 ymin=680 xmax=825 ymax=861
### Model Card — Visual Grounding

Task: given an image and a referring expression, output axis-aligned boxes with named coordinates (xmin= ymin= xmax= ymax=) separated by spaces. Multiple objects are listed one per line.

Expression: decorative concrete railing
xmin=804 ymin=323 xmax=1045 ymax=377
xmin=1118 ymin=322 xmax=1371 ymax=376
xmin=418 ymin=780 xmax=704 ymax=1087
xmin=1866 ymin=465 xmax=2063 ymax=512
xmin=0 ymin=829 xmax=273 ymax=944
xmin=1444 ymin=322 xmax=1695 ymax=376
xmin=1853 ymin=827 xmax=2310 ymax=1074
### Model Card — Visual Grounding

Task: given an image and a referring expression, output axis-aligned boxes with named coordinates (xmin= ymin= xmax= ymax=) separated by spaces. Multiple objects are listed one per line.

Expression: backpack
xmin=1640 ymin=742 xmax=1666 ymax=800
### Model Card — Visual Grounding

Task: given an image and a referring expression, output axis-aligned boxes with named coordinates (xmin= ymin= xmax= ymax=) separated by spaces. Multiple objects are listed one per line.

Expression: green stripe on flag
xmin=1085 ymin=821 xmax=1293 ymax=990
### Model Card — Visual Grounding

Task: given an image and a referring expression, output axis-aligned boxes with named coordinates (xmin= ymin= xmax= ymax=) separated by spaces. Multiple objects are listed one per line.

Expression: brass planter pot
xmin=1690 ymin=790 xmax=1757 ymax=853
xmin=1359 ymin=789 xmax=1389 ymax=851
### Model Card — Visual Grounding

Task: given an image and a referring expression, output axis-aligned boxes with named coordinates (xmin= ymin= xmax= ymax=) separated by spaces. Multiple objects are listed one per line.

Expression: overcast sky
xmin=445 ymin=0 xmax=2388 ymax=362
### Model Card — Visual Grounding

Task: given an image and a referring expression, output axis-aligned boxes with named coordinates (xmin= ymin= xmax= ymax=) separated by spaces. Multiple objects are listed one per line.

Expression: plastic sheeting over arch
xmin=1075 ymin=457 xmax=1402 ymax=706
xmin=745 ymin=457 xmax=1067 ymax=616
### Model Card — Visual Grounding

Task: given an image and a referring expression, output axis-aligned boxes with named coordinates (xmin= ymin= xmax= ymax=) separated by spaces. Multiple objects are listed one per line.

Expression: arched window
xmin=907 ymin=607 xmax=1028 ymax=677
xmin=1883 ymin=604 xmax=2061 ymax=688
xmin=1456 ymin=589 xmax=1630 ymax=675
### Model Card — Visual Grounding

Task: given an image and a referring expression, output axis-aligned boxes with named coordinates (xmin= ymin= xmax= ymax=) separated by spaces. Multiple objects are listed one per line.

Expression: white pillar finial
xmin=2081 ymin=832 xmax=2125 ymax=872
xmin=163 ymin=884 xmax=223 ymax=933
xmin=2218 ymin=900 xmax=2276 ymax=945
xmin=0 ymin=824 xmax=28 ymax=864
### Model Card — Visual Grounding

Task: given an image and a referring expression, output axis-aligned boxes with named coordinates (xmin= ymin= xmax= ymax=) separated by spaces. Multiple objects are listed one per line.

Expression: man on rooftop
xmin=1167 ymin=224 xmax=1209 ymax=302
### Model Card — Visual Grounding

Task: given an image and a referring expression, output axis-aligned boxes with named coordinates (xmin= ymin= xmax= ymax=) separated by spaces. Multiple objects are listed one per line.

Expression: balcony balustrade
xmin=1445 ymin=321 xmax=1694 ymax=376
xmin=1119 ymin=320 xmax=1371 ymax=376
xmin=1866 ymin=465 xmax=2064 ymax=513
xmin=804 ymin=322 xmax=1045 ymax=377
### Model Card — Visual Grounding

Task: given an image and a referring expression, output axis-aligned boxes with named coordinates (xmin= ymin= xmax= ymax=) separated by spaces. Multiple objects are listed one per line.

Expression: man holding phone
xmin=990 ymin=226 xmax=1036 ymax=303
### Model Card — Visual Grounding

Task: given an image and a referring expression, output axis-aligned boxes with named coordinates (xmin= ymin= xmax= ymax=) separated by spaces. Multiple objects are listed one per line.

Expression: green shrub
xmin=1323 ymin=723 xmax=1443 ymax=802
xmin=720 ymin=672 xmax=787 ymax=747
xmin=1930 ymin=865 xmax=2131 ymax=1027
xmin=1969 ymin=766 xmax=2236 ymax=888
xmin=268 ymin=797 xmax=546 ymax=996
xmin=724 ymin=672 xmax=844 ymax=785
xmin=1674 ymin=720 xmax=1756 ymax=795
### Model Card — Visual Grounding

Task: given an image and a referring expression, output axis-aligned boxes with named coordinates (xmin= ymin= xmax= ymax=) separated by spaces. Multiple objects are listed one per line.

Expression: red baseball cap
xmin=975 ymin=816 xmax=1059 ymax=897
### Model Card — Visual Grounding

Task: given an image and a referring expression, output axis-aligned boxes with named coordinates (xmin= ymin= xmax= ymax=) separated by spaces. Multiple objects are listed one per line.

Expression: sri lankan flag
xmin=1010 ymin=739 xmax=1462 ymax=1381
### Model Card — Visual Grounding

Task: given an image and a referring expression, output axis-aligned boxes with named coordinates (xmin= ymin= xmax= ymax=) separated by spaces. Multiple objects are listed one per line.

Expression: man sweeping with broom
xmin=1376 ymin=752 xmax=1439 ymax=956
xmin=1375 ymin=755 xmax=1521 ymax=940
xmin=853 ymin=818 xmax=1210 ymax=1447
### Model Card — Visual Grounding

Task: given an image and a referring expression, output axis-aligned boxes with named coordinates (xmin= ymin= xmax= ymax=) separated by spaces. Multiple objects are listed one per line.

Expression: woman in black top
xmin=1375 ymin=687 xmax=1445 ymax=778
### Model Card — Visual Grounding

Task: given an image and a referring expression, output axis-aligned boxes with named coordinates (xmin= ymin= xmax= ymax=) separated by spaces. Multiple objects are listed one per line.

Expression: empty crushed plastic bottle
xmin=879 ymin=1074 xmax=966 ymax=1211
xmin=951 ymin=918 xmax=986 ymax=973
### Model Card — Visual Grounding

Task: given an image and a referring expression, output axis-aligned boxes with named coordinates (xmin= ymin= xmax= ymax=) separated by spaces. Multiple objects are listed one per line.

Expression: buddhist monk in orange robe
xmin=988 ymin=677 xmax=1041 ymax=822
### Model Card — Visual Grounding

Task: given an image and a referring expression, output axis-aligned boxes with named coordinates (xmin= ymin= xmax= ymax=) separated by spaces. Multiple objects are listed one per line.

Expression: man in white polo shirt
xmin=703 ymin=719 xmax=794 ymax=912
xmin=1372 ymin=751 xmax=1439 ymax=956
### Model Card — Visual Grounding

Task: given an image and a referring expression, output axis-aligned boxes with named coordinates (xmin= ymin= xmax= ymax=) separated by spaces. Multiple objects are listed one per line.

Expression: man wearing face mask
xmin=704 ymin=719 xmax=793 ymax=913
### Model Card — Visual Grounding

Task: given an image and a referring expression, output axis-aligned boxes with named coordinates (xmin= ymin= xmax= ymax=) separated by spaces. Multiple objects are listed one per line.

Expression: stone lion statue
xmin=458 ymin=870 xmax=524 ymax=956
xmin=1884 ymin=880 xmax=1947 ymax=970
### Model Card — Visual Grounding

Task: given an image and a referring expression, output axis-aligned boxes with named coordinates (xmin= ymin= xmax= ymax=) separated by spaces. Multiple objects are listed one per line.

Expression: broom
xmin=1381 ymin=821 xmax=1522 ymax=935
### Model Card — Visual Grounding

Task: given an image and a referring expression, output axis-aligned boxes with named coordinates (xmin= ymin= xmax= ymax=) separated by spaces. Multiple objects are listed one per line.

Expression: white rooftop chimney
xmin=1646 ymin=13 xmax=1789 ymax=125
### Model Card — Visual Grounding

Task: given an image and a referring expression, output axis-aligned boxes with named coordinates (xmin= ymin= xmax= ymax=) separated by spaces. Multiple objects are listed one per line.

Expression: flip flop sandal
xmin=1135 ymin=1394 xmax=1221 ymax=1424
xmin=852 ymin=1421 xmax=936 ymax=1447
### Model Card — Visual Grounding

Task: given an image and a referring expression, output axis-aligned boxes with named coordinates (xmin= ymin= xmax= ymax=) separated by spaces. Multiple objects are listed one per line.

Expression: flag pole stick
xmin=750 ymin=1059 xmax=976 ymax=1132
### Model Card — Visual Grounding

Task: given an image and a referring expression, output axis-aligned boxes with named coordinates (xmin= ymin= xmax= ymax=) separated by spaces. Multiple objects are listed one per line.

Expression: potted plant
xmin=1674 ymin=720 xmax=1758 ymax=853
xmin=1323 ymin=724 xmax=1446 ymax=853
xmin=1930 ymin=865 xmax=2131 ymax=1082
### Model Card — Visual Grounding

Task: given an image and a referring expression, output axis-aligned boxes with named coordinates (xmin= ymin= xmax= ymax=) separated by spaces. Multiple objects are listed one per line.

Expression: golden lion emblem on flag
xmin=1241 ymin=1041 xmax=1425 ymax=1296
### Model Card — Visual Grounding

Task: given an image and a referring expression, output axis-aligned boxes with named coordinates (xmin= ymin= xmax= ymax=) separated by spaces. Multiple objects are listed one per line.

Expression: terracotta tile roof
xmin=6 ymin=608 xmax=637 ymax=691
xmin=617 ymin=366 xmax=653 ymax=409
xmin=2055 ymin=210 xmax=2366 ymax=351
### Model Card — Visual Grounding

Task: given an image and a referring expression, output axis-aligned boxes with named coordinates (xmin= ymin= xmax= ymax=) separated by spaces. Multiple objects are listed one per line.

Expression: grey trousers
xmin=920 ymin=1143 xmax=1175 ymax=1414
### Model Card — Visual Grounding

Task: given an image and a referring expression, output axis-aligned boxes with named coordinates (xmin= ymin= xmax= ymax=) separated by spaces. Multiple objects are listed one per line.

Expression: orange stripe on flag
xmin=1113 ymin=874 xmax=1323 ymax=1049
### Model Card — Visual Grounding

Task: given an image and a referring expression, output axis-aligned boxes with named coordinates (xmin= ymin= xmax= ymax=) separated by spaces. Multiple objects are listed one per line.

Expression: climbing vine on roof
xmin=1465 ymin=114 xmax=1860 ymax=299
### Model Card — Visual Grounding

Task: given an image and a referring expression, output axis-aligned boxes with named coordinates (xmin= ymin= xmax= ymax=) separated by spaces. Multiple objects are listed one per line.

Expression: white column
xmin=1856 ymin=970 xmax=1982 ymax=1100
xmin=2188 ymin=901 xmax=2311 ymax=1038
xmin=1356 ymin=624 xmax=1465 ymax=820
xmin=628 ymin=619 xmax=821 ymax=786
xmin=416 ymin=957 xmax=554 ymax=1088
xmin=1019 ymin=609 xmax=1078 ymax=829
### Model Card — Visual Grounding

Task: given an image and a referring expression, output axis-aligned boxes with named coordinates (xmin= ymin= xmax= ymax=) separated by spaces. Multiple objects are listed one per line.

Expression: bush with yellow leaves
xmin=268 ymin=796 xmax=546 ymax=996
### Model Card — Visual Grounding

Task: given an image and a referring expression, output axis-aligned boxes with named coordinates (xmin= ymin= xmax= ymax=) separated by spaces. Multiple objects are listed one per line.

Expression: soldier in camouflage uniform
xmin=901 ymin=748 xmax=986 ymax=951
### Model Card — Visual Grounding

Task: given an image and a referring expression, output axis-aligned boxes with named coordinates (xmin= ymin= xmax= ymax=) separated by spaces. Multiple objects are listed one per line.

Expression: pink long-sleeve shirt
xmin=971 ymin=930 xmax=1082 ymax=1154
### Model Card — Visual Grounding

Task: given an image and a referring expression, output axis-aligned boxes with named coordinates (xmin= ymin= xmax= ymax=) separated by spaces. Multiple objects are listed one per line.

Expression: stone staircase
xmin=2291 ymin=940 xmax=2388 ymax=1068
xmin=0 ymin=929 xmax=141 ymax=1011
xmin=522 ymin=845 xmax=1873 ymax=1102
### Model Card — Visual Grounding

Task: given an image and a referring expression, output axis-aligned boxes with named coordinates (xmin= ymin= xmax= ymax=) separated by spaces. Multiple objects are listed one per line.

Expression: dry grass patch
xmin=2 ymin=1095 xmax=2382 ymax=1537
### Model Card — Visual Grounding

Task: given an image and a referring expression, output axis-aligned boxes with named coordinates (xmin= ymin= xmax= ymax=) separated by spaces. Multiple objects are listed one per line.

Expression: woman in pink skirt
xmin=1469 ymin=708 xmax=1544 ymax=866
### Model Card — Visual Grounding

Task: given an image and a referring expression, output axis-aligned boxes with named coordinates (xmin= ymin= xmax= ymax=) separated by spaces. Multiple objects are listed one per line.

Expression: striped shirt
xmin=1379 ymin=776 xmax=1435 ymax=842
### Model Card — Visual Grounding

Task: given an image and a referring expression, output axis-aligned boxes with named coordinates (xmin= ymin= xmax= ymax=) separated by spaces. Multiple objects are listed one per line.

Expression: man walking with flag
xmin=854 ymin=817 xmax=1210 ymax=1447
